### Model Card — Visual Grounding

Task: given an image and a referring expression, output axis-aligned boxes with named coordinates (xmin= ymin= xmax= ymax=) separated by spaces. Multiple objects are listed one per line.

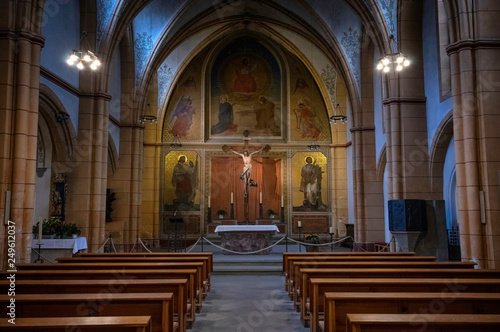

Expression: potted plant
xmin=61 ymin=222 xmax=81 ymax=239
xmin=216 ymin=209 xmax=227 ymax=219
xmin=35 ymin=217 xmax=63 ymax=238
xmin=267 ymin=209 xmax=276 ymax=218
xmin=304 ymin=233 xmax=320 ymax=252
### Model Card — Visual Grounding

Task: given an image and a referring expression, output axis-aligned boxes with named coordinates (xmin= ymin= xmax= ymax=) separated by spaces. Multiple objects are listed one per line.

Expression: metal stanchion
xmin=329 ymin=232 xmax=335 ymax=252
xmin=298 ymin=225 xmax=302 ymax=252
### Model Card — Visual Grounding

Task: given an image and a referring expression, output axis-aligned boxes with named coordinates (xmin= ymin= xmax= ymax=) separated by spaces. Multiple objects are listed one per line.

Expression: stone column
xmin=0 ymin=0 xmax=44 ymax=268
xmin=385 ymin=0 xmax=431 ymax=202
xmin=445 ymin=0 xmax=500 ymax=268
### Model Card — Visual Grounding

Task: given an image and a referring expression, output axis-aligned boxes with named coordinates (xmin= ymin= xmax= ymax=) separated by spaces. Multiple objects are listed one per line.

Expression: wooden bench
xmin=16 ymin=262 xmax=204 ymax=308
xmin=345 ymin=314 xmax=500 ymax=332
xmin=290 ymin=260 xmax=473 ymax=302
xmin=57 ymin=256 xmax=211 ymax=295
xmin=0 ymin=269 xmax=197 ymax=325
xmin=0 ymin=279 xmax=189 ymax=332
xmin=282 ymin=251 xmax=416 ymax=275
xmin=0 ymin=316 xmax=153 ymax=332
xmin=297 ymin=267 xmax=500 ymax=318
xmin=284 ymin=255 xmax=436 ymax=293
xmin=308 ymin=278 xmax=500 ymax=330
xmin=321 ymin=292 xmax=500 ymax=332
xmin=0 ymin=293 xmax=175 ymax=332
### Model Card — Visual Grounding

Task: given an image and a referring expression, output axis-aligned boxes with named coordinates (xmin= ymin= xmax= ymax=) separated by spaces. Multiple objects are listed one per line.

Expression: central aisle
xmin=191 ymin=275 xmax=310 ymax=332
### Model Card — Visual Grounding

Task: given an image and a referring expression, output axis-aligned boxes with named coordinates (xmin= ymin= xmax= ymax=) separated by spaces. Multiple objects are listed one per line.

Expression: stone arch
xmin=38 ymin=84 xmax=77 ymax=168
xmin=429 ymin=110 xmax=454 ymax=196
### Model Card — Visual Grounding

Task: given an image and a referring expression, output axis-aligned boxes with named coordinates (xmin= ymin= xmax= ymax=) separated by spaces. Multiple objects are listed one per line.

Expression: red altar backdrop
xmin=211 ymin=156 xmax=281 ymax=222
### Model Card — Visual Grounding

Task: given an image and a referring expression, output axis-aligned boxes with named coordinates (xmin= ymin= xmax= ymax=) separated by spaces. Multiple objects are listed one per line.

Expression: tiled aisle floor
xmin=191 ymin=275 xmax=310 ymax=332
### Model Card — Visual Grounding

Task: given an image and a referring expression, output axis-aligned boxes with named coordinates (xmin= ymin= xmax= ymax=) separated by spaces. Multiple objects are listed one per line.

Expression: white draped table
xmin=31 ymin=237 xmax=88 ymax=261
xmin=214 ymin=225 xmax=279 ymax=255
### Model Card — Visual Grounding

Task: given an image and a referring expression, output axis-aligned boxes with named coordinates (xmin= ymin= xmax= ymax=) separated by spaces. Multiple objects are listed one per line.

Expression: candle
xmin=208 ymin=196 xmax=210 ymax=208
xmin=330 ymin=226 xmax=334 ymax=234
xmin=231 ymin=192 xmax=233 ymax=204
xmin=259 ymin=192 xmax=262 ymax=204
xmin=38 ymin=216 xmax=42 ymax=245
xmin=298 ymin=220 xmax=302 ymax=228
xmin=281 ymin=195 xmax=284 ymax=207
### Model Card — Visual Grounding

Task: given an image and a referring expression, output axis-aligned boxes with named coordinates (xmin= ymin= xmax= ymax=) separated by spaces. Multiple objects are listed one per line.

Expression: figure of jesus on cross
xmin=223 ymin=130 xmax=271 ymax=198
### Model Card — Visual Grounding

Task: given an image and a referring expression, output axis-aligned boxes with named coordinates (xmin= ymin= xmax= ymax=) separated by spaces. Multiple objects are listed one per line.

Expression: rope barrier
xmin=97 ymin=237 xmax=111 ymax=253
xmin=138 ymin=237 xmax=152 ymax=253
xmin=128 ymin=243 xmax=136 ymax=253
xmin=31 ymin=248 xmax=56 ymax=263
xmin=110 ymin=237 xmax=118 ymax=253
xmin=202 ymin=236 xmax=286 ymax=255
xmin=186 ymin=237 xmax=202 ymax=253
xmin=287 ymin=236 xmax=351 ymax=247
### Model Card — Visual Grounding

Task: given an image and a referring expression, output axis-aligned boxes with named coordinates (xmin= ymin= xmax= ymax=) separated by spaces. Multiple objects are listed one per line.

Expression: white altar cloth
xmin=214 ymin=225 xmax=279 ymax=232
xmin=32 ymin=237 xmax=88 ymax=254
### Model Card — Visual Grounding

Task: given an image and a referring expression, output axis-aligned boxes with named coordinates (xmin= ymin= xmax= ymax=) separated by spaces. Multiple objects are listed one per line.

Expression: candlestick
xmin=259 ymin=192 xmax=262 ymax=204
xmin=298 ymin=220 xmax=301 ymax=228
xmin=38 ymin=216 xmax=42 ymax=245
xmin=231 ymin=192 xmax=233 ymax=204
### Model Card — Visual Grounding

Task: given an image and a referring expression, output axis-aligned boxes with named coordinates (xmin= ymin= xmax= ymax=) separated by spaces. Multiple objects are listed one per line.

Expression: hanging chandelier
xmin=329 ymin=104 xmax=347 ymax=125
xmin=376 ymin=35 xmax=410 ymax=73
xmin=139 ymin=104 xmax=158 ymax=125
xmin=66 ymin=31 xmax=101 ymax=70
xmin=376 ymin=53 xmax=410 ymax=73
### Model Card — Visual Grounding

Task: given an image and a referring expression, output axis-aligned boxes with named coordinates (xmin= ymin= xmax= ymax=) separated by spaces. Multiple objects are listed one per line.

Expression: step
xmin=212 ymin=265 xmax=283 ymax=275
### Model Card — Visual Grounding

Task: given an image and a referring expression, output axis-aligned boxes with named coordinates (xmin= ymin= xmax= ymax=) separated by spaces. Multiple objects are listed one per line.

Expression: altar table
xmin=214 ymin=225 xmax=279 ymax=255
xmin=31 ymin=237 xmax=88 ymax=262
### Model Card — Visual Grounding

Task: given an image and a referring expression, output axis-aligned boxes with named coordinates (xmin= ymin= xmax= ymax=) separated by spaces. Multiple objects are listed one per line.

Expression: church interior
xmin=1 ymin=0 xmax=500 ymax=330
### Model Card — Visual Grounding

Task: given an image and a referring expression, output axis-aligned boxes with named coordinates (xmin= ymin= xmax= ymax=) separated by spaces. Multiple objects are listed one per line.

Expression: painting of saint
xmin=164 ymin=151 xmax=200 ymax=211
xmin=172 ymin=155 xmax=198 ymax=207
xmin=292 ymin=153 xmax=328 ymax=212
xmin=254 ymin=96 xmax=279 ymax=134
xmin=211 ymin=95 xmax=237 ymax=135
xmin=294 ymin=99 xmax=321 ymax=139
xmin=169 ymin=96 xmax=195 ymax=138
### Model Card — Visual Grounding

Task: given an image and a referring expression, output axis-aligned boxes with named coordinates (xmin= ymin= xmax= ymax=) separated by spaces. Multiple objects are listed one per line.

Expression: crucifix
xmin=223 ymin=130 xmax=271 ymax=224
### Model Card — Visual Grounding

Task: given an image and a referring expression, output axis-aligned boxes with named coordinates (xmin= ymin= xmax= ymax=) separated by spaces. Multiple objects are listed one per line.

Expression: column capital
xmin=446 ymin=39 xmax=500 ymax=55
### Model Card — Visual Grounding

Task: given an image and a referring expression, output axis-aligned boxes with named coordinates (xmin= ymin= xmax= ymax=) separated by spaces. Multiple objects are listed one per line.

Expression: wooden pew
xmin=290 ymin=260 xmax=473 ymax=301
xmin=57 ymin=256 xmax=211 ymax=295
xmin=346 ymin=314 xmax=500 ymax=332
xmin=0 ymin=316 xmax=153 ymax=332
xmin=76 ymin=252 xmax=213 ymax=275
xmin=345 ymin=314 xmax=500 ymax=332
xmin=16 ymin=262 xmax=204 ymax=308
xmin=0 ymin=279 xmax=189 ymax=332
xmin=298 ymin=267 xmax=500 ymax=328
xmin=309 ymin=278 xmax=500 ymax=330
xmin=0 ymin=293 xmax=174 ymax=332
xmin=284 ymin=255 xmax=436 ymax=293
xmin=321 ymin=292 xmax=500 ymax=332
xmin=0 ymin=269 xmax=197 ymax=325
xmin=282 ymin=251 xmax=416 ymax=273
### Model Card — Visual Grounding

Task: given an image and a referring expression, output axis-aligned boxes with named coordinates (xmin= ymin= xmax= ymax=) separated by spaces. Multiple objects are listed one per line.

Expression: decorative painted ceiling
xmin=95 ymin=0 xmax=399 ymax=94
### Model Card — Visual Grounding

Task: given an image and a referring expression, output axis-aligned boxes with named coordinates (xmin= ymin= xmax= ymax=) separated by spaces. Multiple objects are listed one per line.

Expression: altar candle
xmin=330 ymin=226 xmax=334 ymax=234
xmin=260 ymin=192 xmax=262 ymax=204
xmin=298 ymin=220 xmax=302 ymax=228
xmin=231 ymin=192 xmax=233 ymax=204
xmin=281 ymin=195 xmax=284 ymax=207
xmin=38 ymin=216 xmax=42 ymax=245
xmin=208 ymin=196 xmax=210 ymax=208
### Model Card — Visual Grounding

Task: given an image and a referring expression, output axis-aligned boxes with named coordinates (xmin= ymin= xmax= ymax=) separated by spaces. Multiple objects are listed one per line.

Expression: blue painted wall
xmin=443 ymin=136 xmax=457 ymax=229
xmin=40 ymin=78 xmax=79 ymax=133
xmin=109 ymin=46 xmax=121 ymax=121
xmin=422 ymin=0 xmax=452 ymax=147
xmin=41 ymin=0 xmax=80 ymax=87
xmin=108 ymin=122 xmax=120 ymax=157
xmin=373 ymin=48 xmax=385 ymax=161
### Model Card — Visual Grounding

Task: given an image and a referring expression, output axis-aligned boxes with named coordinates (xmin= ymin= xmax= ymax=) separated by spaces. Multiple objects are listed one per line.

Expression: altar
xmin=214 ymin=225 xmax=279 ymax=255
xmin=31 ymin=237 xmax=88 ymax=262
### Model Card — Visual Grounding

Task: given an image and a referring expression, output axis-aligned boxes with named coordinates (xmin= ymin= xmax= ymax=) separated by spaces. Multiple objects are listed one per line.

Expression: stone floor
xmin=191 ymin=275 xmax=309 ymax=332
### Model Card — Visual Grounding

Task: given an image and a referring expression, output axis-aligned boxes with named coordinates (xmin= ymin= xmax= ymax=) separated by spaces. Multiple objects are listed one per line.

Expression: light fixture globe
xmin=66 ymin=32 xmax=101 ymax=71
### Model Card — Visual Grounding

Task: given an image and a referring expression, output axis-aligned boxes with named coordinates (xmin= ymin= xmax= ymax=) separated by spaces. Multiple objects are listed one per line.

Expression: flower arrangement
xmin=216 ymin=209 xmax=227 ymax=218
xmin=267 ymin=209 xmax=276 ymax=217
xmin=305 ymin=233 xmax=320 ymax=244
xmin=32 ymin=217 xmax=81 ymax=238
